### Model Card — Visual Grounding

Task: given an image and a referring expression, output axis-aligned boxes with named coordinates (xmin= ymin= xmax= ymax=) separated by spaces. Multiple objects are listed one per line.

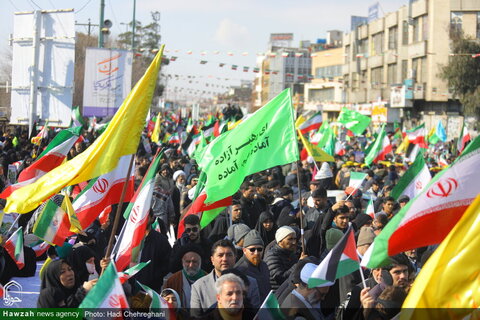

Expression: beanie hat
xmin=325 ymin=228 xmax=344 ymax=250
xmin=242 ymin=230 xmax=264 ymax=248
xmin=173 ymin=170 xmax=186 ymax=182
xmin=275 ymin=226 xmax=296 ymax=243
xmin=227 ymin=224 xmax=251 ymax=244
xmin=357 ymin=226 xmax=376 ymax=247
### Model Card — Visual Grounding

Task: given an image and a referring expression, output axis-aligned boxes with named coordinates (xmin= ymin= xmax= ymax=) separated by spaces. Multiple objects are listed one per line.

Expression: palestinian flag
xmin=365 ymin=199 xmax=375 ymax=218
xmin=113 ymin=151 xmax=162 ymax=271
xmin=32 ymin=195 xmax=78 ymax=246
xmin=73 ymin=155 xmax=135 ymax=230
xmin=391 ymin=151 xmax=431 ymax=201
xmin=362 ymin=135 xmax=480 ymax=268
xmin=254 ymin=290 xmax=286 ymax=320
xmin=407 ymin=123 xmax=428 ymax=148
xmin=457 ymin=122 xmax=471 ymax=154
xmin=308 ymin=227 xmax=359 ymax=288
xmin=118 ymin=261 xmax=150 ymax=284
xmin=5 ymin=227 xmax=25 ymax=269
xmin=0 ymin=127 xmax=82 ymax=199
xmin=79 ymin=262 xmax=129 ymax=310
xmin=365 ymin=125 xmax=392 ymax=166
xmin=297 ymin=112 xmax=322 ymax=135
xmin=138 ymin=282 xmax=172 ymax=311
xmin=29 ymin=240 xmax=50 ymax=257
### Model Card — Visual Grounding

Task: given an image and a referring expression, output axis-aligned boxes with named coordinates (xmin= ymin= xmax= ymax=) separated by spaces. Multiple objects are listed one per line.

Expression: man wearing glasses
xmin=235 ymin=230 xmax=271 ymax=301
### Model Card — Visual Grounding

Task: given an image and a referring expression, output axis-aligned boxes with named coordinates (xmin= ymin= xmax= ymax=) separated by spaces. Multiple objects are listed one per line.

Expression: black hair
xmin=383 ymin=196 xmax=396 ymax=204
xmin=311 ymin=186 xmax=327 ymax=198
xmin=184 ymin=214 xmax=200 ymax=226
xmin=211 ymin=239 xmax=235 ymax=256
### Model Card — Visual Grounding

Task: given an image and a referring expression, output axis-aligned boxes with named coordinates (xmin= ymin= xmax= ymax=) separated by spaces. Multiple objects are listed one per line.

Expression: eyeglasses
xmin=248 ymin=247 xmax=263 ymax=253
xmin=185 ymin=227 xmax=199 ymax=233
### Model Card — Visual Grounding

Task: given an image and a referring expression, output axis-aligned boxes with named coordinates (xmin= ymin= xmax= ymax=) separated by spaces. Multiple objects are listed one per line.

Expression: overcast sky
xmin=1 ymin=0 xmax=407 ymax=100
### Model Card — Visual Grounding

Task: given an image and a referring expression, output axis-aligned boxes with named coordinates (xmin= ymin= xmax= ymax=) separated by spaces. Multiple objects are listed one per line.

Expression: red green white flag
xmin=365 ymin=125 xmax=392 ymax=166
xmin=73 ymin=155 xmax=135 ymax=230
xmin=362 ymin=135 xmax=480 ymax=268
xmin=308 ymin=227 xmax=359 ymax=287
xmin=113 ymin=152 xmax=162 ymax=271
xmin=138 ymin=282 xmax=172 ymax=310
xmin=390 ymin=151 xmax=431 ymax=201
xmin=297 ymin=112 xmax=322 ymax=135
xmin=29 ymin=240 xmax=50 ymax=258
xmin=254 ymin=290 xmax=286 ymax=320
xmin=5 ymin=227 xmax=25 ymax=269
xmin=79 ymin=262 xmax=129 ymax=310
xmin=365 ymin=199 xmax=375 ymax=219
xmin=407 ymin=123 xmax=428 ymax=148
xmin=457 ymin=122 xmax=471 ymax=154
xmin=0 ymin=127 xmax=82 ymax=199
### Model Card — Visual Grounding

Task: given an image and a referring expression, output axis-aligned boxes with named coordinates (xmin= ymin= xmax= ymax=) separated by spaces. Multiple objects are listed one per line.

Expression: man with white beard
xmin=164 ymin=245 xmax=206 ymax=308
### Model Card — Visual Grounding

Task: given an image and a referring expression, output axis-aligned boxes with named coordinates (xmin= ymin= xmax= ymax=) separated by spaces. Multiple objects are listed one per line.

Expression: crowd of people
xmin=0 ymin=113 xmax=468 ymax=319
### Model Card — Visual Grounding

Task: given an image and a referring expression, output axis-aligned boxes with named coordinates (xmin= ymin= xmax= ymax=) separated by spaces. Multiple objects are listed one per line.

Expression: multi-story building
xmin=304 ymin=46 xmax=345 ymax=121
xmin=342 ymin=0 xmax=480 ymax=137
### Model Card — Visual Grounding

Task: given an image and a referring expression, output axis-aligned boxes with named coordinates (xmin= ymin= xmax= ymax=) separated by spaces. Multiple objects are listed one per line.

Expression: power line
xmin=29 ymin=0 xmax=42 ymax=10
xmin=76 ymin=0 xmax=93 ymax=14
xmin=7 ymin=0 xmax=20 ymax=11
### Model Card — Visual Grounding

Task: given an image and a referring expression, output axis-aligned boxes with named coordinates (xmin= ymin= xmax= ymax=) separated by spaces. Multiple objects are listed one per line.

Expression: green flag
xmin=337 ymin=107 xmax=371 ymax=135
xmin=198 ymin=89 xmax=299 ymax=203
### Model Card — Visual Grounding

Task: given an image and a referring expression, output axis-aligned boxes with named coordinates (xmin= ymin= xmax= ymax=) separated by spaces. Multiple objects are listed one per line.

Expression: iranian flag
xmin=168 ymin=132 xmax=181 ymax=144
xmin=73 ymin=155 xmax=135 ymax=230
xmin=79 ymin=262 xmax=129 ymax=310
xmin=0 ymin=127 xmax=82 ymax=199
xmin=365 ymin=199 xmax=375 ymax=219
xmin=362 ymin=135 xmax=480 ymax=268
xmin=365 ymin=125 xmax=392 ymax=166
xmin=113 ymin=151 xmax=162 ymax=271
xmin=5 ymin=227 xmax=25 ymax=269
xmin=71 ymin=106 xmax=87 ymax=128
xmin=138 ymin=282 xmax=172 ymax=311
xmin=349 ymin=172 xmax=367 ymax=189
xmin=457 ymin=122 xmax=471 ymax=154
xmin=32 ymin=195 xmax=77 ymax=246
xmin=118 ymin=261 xmax=150 ymax=284
xmin=308 ymin=227 xmax=359 ymax=287
xmin=29 ymin=240 xmax=50 ymax=258
xmin=254 ymin=290 xmax=286 ymax=320
xmin=298 ymin=112 xmax=322 ymax=135
xmin=407 ymin=123 xmax=428 ymax=148
xmin=390 ymin=151 xmax=431 ymax=201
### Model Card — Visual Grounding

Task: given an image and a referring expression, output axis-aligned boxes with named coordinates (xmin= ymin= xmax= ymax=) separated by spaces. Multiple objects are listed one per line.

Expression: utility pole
xmin=29 ymin=11 xmax=41 ymax=137
xmin=131 ymin=0 xmax=136 ymax=51
xmin=99 ymin=0 xmax=105 ymax=47
xmin=76 ymin=19 xmax=99 ymax=36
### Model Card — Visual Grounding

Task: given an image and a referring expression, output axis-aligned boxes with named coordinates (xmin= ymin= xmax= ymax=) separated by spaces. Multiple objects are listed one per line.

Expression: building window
xmin=387 ymin=63 xmax=397 ymax=85
xmin=413 ymin=57 xmax=427 ymax=83
xmin=388 ymin=26 xmax=398 ymax=50
xmin=451 ymin=12 xmax=463 ymax=38
xmin=422 ymin=15 xmax=429 ymax=40
xmin=402 ymin=20 xmax=409 ymax=45
xmin=372 ymin=32 xmax=384 ymax=56
xmin=310 ymin=88 xmax=335 ymax=101
xmin=345 ymin=45 xmax=350 ymax=63
xmin=371 ymin=67 xmax=383 ymax=88
xmin=401 ymin=60 xmax=408 ymax=81
xmin=412 ymin=17 xmax=420 ymax=42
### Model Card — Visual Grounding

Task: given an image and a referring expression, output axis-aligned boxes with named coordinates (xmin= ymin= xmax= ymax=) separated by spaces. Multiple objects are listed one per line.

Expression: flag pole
xmin=359 ymin=265 xmax=367 ymax=289
xmin=292 ymin=98 xmax=306 ymax=253
xmin=103 ymin=153 xmax=136 ymax=267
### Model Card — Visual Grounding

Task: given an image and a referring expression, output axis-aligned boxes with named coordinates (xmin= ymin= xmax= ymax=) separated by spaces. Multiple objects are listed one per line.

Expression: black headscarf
xmin=255 ymin=210 xmax=277 ymax=245
xmin=37 ymin=259 xmax=80 ymax=308
xmin=67 ymin=245 xmax=98 ymax=284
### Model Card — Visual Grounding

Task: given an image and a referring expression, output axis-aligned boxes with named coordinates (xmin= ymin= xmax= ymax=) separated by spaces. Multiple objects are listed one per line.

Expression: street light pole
xmin=98 ymin=0 xmax=105 ymax=48
xmin=131 ymin=0 xmax=136 ymax=51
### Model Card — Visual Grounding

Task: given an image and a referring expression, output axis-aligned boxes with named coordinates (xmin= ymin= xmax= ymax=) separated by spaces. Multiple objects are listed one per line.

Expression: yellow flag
xmin=61 ymin=192 xmax=83 ymax=234
xmin=401 ymin=194 xmax=480 ymax=320
xmin=298 ymin=130 xmax=335 ymax=162
xmin=295 ymin=114 xmax=306 ymax=129
xmin=396 ymin=135 xmax=410 ymax=154
xmin=151 ymin=114 xmax=161 ymax=143
xmin=5 ymin=47 xmax=165 ymax=214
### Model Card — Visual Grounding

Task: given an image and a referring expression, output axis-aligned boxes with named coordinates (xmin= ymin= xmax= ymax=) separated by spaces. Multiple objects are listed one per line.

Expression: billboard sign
xmin=10 ymin=9 xmax=75 ymax=127
xmin=83 ymin=48 xmax=133 ymax=117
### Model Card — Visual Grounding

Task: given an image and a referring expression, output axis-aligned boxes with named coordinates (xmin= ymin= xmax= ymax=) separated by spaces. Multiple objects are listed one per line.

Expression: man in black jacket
xmin=234 ymin=230 xmax=271 ymax=301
